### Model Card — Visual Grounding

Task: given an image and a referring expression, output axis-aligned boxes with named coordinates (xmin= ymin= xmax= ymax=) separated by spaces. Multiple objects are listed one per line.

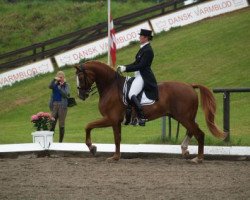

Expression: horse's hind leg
xmin=181 ymin=121 xmax=204 ymax=163
xmin=192 ymin=127 xmax=205 ymax=163
xmin=181 ymin=131 xmax=193 ymax=157
xmin=85 ymin=117 xmax=112 ymax=155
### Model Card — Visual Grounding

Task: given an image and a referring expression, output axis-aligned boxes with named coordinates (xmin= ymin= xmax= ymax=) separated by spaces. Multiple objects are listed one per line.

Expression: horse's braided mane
xmin=85 ymin=60 xmax=115 ymax=72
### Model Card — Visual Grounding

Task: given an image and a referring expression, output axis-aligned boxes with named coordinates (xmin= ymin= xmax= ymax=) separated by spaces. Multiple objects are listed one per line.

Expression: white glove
xmin=117 ymin=65 xmax=126 ymax=73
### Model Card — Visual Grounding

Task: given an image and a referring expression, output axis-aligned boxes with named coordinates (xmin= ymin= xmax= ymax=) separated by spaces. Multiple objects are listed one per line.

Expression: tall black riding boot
xmin=131 ymin=95 xmax=147 ymax=126
xmin=59 ymin=127 xmax=65 ymax=143
xmin=124 ymin=105 xmax=132 ymax=125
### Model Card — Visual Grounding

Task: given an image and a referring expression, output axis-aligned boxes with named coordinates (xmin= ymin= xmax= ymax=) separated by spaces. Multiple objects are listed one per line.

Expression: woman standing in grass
xmin=49 ymin=71 xmax=70 ymax=142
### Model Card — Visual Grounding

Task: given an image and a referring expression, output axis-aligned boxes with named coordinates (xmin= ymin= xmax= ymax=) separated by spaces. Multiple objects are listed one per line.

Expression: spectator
xmin=49 ymin=71 xmax=69 ymax=142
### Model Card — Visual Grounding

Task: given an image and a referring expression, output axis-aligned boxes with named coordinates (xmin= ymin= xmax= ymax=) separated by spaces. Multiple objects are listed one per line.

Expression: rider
xmin=117 ymin=29 xmax=159 ymax=126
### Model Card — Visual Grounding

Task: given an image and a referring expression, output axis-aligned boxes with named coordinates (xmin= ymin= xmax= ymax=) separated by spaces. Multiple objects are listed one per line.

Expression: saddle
xmin=123 ymin=77 xmax=155 ymax=126
xmin=123 ymin=77 xmax=155 ymax=106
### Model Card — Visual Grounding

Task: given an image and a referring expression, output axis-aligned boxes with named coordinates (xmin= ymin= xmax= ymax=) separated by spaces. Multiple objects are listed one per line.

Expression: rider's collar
xmin=140 ymin=42 xmax=149 ymax=49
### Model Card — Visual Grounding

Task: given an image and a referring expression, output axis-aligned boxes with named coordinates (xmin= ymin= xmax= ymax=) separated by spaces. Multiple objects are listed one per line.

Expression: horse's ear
xmin=75 ymin=65 xmax=80 ymax=72
xmin=75 ymin=63 xmax=85 ymax=72
xmin=75 ymin=65 xmax=79 ymax=70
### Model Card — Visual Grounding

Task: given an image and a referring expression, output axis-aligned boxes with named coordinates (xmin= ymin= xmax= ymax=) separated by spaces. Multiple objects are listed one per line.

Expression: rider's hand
xmin=117 ymin=65 xmax=126 ymax=73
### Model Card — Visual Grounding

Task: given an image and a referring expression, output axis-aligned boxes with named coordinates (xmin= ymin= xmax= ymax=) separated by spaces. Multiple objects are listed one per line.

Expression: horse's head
xmin=75 ymin=63 xmax=95 ymax=101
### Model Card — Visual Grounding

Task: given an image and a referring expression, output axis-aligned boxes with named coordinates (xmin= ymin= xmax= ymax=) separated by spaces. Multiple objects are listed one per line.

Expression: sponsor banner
xmin=0 ymin=59 xmax=54 ymax=88
xmin=150 ymin=0 xmax=248 ymax=33
xmin=55 ymin=22 xmax=151 ymax=67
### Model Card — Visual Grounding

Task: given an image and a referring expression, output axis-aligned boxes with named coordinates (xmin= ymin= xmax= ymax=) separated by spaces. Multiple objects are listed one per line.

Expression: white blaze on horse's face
xmin=76 ymin=75 xmax=80 ymax=96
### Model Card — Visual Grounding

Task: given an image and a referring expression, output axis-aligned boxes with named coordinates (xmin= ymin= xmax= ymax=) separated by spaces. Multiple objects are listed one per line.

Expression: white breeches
xmin=128 ymin=74 xmax=144 ymax=100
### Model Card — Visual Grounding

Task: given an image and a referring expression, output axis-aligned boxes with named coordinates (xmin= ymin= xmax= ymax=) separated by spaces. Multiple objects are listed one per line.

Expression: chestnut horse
xmin=75 ymin=61 xmax=226 ymax=163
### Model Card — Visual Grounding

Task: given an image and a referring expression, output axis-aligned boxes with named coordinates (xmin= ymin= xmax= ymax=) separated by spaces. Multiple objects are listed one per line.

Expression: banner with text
xmin=0 ymin=59 xmax=54 ymax=88
xmin=150 ymin=0 xmax=248 ymax=33
xmin=55 ymin=22 xmax=151 ymax=67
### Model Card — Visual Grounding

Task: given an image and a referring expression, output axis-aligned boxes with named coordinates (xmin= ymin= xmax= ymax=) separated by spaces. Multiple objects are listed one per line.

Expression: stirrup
xmin=138 ymin=118 xmax=147 ymax=126
xmin=131 ymin=118 xmax=138 ymax=126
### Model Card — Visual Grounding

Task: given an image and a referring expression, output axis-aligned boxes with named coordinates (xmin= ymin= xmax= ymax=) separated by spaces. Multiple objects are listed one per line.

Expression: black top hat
xmin=139 ymin=29 xmax=153 ymax=39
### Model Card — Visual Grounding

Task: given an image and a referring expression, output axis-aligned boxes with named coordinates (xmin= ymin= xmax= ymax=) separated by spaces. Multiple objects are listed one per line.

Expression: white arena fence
xmin=0 ymin=131 xmax=249 ymax=159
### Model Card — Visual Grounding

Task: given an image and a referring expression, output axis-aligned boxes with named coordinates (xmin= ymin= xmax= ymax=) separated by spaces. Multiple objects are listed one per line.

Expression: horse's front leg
xmin=107 ymin=123 xmax=121 ymax=161
xmin=85 ymin=117 xmax=112 ymax=155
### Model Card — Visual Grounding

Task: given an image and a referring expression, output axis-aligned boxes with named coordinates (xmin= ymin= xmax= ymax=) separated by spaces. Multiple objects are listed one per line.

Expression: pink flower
xmin=31 ymin=115 xmax=39 ymax=121
xmin=37 ymin=112 xmax=44 ymax=117
xmin=43 ymin=112 xmax=51 ymax=118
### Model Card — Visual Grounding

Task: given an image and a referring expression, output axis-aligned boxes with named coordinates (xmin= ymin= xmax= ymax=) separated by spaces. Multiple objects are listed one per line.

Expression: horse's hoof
xmin=181 ymin=147 xmax=190 ymax=158
xmin=106 ymin=155 xmax=120 ymax=162
xmin=89 ymin=145 xmax=97 ymax=156
xmin=182 ymin=149 xmax=190 ymax=158
xmin=189 ymin=157 xmax=203 ymax=164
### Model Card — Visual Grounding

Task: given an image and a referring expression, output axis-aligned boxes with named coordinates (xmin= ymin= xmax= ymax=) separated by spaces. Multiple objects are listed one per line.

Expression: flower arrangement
xmin=31 ymin=112 xmax=55 ymax=131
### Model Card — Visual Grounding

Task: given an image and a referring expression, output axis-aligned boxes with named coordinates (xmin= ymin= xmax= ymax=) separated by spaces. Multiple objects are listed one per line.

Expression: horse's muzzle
xmin=78 ymin=93 xmax=89 ymax=101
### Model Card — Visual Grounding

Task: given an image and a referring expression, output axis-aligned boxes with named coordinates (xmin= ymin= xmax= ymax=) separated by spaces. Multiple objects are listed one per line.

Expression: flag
xmin=109 ymin=16 xmax=116 ymax=68
xmin=108 ymin=0 xmax=116 ymax=68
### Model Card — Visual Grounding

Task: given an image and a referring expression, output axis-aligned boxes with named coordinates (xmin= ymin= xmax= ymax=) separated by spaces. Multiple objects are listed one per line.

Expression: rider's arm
xmin=125 ymin=50 xmax=153 ymax=72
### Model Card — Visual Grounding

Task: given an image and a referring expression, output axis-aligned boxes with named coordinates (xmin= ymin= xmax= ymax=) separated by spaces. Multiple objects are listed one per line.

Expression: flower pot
xmin=31 ymin=131 xmax=54 ymax=149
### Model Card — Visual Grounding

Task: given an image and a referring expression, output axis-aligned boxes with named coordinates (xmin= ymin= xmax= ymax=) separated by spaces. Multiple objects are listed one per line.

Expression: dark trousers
xmin=50 ymin=102 xmax=67 ymax=142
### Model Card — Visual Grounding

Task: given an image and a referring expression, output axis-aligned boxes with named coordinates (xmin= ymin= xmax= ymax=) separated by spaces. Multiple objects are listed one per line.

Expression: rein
xmin=114 ymin=70 xmax=124 ymax=97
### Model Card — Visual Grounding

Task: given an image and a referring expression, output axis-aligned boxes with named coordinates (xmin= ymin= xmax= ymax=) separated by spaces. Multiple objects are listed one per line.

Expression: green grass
xmin=0 ymin=0 xmax=157 ymax=54
xmin=0 ymin=7 xmax=249 ymax=146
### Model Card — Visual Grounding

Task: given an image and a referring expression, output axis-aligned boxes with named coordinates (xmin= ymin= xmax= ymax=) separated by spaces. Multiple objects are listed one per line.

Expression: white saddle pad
xmin=123 ymin=77 xmax=155 ymax=106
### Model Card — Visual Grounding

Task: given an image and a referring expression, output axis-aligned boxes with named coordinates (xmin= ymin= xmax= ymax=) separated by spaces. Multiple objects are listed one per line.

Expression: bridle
xmin=76 ymin=62 xmax=123 ymax=100
xmin=76 ymin=64 xmax=97 ymax=99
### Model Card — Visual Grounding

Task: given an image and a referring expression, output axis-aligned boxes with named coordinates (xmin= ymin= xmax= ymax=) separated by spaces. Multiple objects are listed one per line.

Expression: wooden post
xmin=162 ymin=116 xmax=166 ymax=140
xmin=33 ymin=48 xmax=36 ymax=61
xmin=41 ymin=46 xmax=45 ymax=59
xmin=174 ymin=0 xmax=177 ymax=10
xmin=176 ymin=122 xmax=180 ymax=142
xmin=213 ymin=88 xmax=250 ymax=142
xmin=223 ymin=91 xmax=230 ymax=142
xmin=168 ymin=116 xmax=172 ymax=139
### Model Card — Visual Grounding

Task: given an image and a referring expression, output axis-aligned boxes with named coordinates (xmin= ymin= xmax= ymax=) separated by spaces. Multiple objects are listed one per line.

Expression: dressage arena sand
xmin=0 ymin=154 xmax=249 ymax=200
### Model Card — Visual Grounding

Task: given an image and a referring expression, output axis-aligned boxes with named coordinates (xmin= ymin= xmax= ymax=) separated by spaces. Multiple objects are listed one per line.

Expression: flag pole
xmin=107 ymin=0 xmax=111 ymax=66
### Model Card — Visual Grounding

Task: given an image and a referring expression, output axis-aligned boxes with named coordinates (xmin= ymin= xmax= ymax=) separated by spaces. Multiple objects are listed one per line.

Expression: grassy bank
xmin=0 ymin=0 xmax=157 ymax=54
xmin=0 ymin=7 xmax=249 ymax=146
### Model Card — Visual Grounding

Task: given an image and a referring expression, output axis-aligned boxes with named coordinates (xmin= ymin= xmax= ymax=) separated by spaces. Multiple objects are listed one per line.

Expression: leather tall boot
xmin=124 ymin=105 xmax=132 ymax=125
xmin=131 ymin=95 xmax=147 ymax=126
xmin=59 ymin=127 xmax=65 ymax=143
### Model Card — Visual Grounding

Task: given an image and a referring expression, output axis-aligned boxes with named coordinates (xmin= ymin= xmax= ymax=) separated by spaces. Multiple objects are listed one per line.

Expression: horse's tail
xmin=192 ymin=84 xmax=226 ymax=139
